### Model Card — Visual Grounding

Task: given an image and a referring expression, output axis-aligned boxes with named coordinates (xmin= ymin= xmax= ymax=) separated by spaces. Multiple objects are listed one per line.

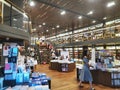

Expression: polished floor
xmin=35 ymin=64 xmax=120 ymax=90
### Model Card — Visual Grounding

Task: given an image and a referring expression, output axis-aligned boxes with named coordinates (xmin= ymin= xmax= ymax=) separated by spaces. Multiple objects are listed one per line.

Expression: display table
xmin=50 ymin=60 xmax=75 ymax=72
xmin=77 ymin=67 xmax=120 ymax=88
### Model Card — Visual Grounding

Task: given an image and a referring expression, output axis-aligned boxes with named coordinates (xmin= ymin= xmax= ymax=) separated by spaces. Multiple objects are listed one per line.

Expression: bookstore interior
xmin=0 ymin=0 xmax=120 ymax=90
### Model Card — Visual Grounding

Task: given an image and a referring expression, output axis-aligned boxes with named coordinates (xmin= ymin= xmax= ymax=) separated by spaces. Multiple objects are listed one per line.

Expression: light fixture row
xmin=30 ymin=1 xmax=116 ymax=34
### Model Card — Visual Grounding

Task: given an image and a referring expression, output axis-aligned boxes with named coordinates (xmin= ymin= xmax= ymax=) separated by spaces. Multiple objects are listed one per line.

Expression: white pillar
xmin=91 ymin=47 xmax=96 ymax=63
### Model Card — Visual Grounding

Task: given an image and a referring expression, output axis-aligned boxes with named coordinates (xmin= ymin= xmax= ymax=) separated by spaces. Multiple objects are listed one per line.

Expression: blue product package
xmin=12 ymin=47 xmax=18 ymax=57
xmin=5 ymin=74 xmax=13 ymax=80
xmin=4 ymin=63 xmax=13 ymax=74
xmin=17 ymin=67 xmax=23 ymax=73
xmin=39 ymin=73 xmax=46 ymax=78
xmin=13 ymin=64 xmax=16 ymax=71
xmin=4 ymin=72 xmax=16 ymax=80
xmin=41 ymin=79 xmax=48 ymax=85
xmin=29 ymin=81 xmax=41 ymax=87
xmin=12 ymin=71 xmax=17 ymax=79
xmin=0 ymin=77 xmax=4 ymax=89
xmin=23 ymin=72 xmax=30 ymax=83
xmin=16 ymin=73 xmax=23 ymax=84
xmin=31 ymin=72 xmax=39 ymax=79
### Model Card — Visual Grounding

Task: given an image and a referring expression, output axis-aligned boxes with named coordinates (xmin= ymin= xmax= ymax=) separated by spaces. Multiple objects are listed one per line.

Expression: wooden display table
xmin=77 ymin=68 xmax=120 ymax=88
xmin=50 ymin=60 xmax=75 ymax=72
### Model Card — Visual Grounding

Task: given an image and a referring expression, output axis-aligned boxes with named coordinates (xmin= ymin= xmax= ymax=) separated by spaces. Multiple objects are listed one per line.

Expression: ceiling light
xmin=30 ymin=1 xmax=35 ymax=7
xmin=78 ymin=16 xmax=82 ymax=19
xmin=39 ymin=25 xmax=42 ymax=27
xmin=107 ymin=1 xmax=115 ymax=8
xmin=60 ymin=11 xmax=66 ymax=15
xmin=103 ymin=17 xmax=107 ymax=20
xmin=23 ymin=21 xmax=27 ymax=23
xmin=87 ymin=11 xmax=93 ymax=15
xmin=65 ymin=29 xmax=68 ymax=31
xmin=29 ymin=21 xmax=32 ymax=24
xmin=92 ymin=20 xmax=96 ymax=23
xmin=43 ymin=23 xmax=46 ymax=25
xmin=13 ymin=18 xmax=17 ymax=21
xmin=46 ymin=30 xmax=49 ymax=32
xmin=52 ymin=28 xmax=55 ymax=30
xmin=23 ymin=13 xmax=28 ymax=18
xmin=56 ymin=25 xmax=60 ymax=28
xmin=76 ymin=40 xmax=78 ymax=42
xmin=33 ymin=28 xmax=36 ymax=31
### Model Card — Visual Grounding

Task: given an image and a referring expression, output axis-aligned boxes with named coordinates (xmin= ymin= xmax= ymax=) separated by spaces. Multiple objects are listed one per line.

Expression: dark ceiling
xmin=12 ymin=0 xmax=120 ymax=37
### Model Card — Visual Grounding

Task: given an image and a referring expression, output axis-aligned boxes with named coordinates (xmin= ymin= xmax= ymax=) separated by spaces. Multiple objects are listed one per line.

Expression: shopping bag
xmin=16 ymin=73 xmax=23 ymax=84
xmin=23 ymin=72 xmax=30 ymax=82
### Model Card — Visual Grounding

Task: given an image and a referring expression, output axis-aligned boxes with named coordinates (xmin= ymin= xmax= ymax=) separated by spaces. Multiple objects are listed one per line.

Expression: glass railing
xmin=0 ymin=0 xmax=30 ymax=32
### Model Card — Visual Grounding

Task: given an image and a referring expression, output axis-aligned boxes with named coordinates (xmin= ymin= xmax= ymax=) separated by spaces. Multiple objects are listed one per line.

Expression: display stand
xmin=76 ymin=68 xmax=120 ymax=87
xmin=3 ymin=43 xmax=18 ymax=87
xmin=39 ymin=45 xmax=51 ymax=64
xmin=50 ymin=60 xmax=75 ymax=72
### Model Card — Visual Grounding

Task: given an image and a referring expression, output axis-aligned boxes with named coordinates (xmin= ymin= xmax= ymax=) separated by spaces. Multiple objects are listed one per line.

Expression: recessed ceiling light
xmin=13 ymin=18 xmax=17 ymax=21
xmin=87 ymin=11 xmax=93 ymax=15
xmin=52 ymin=28 xmax=55 ymax=30
xmin=39 ymin=25 xmax=42 ymax=27
xmin=46 ymin=30 xmax=49 ymax=32
xmin=78 ymin=16 xmax=82 ymax=19
xmin=92 ymin=20 xmax=96 ymax=23
xmin=103 ymin=17 xmax=107 ymax=20
xmin=33 ymin=28 xmax=36 ymax=31
xmin=23 ymin=21 xmax=27 ymax=23
xmin=43 ymin=23 xmax=46 ymax=25
xmin=76 ymin=40 xmax=78 ymax=42
xmin=60 ymin=11 xmax=66 ymax=15
xmin=107 ymin=1 xmax=115 ymax=8
xmin=65 ymin=29 xmax=68 ymax=31
xmin=29 ymin=21 xmax=32 ymax=24
xmin=56 ymin=25 xmax=60 ymax=28
xmin=30 ymin=1 xmax=35 ymax=7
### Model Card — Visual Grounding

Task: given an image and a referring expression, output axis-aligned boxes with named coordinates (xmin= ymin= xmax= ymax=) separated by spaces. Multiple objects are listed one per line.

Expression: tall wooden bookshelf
xmin=39 ymin=45 xmax=51 ymax=64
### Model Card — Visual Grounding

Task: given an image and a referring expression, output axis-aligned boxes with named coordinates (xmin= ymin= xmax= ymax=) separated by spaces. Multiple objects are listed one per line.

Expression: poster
xmin=60 ymin=51 xmax=69 ymax=59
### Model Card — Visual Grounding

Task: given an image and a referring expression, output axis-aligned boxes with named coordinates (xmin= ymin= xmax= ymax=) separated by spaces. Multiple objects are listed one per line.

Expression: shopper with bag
xmin=79 ymin=56 xmax=95 ymax=90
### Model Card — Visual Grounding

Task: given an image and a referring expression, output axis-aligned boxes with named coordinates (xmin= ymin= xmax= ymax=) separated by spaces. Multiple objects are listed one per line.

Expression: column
xmin=91 ymin=45 xmax=96 ymax=63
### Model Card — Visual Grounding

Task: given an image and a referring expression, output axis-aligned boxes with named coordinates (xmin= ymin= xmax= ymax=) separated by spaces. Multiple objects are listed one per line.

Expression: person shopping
xmin=79 ymin=56 xmax=95 ymax=90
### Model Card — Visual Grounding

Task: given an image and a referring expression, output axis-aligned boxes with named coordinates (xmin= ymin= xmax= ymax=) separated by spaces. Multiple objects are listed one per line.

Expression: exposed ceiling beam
xmin=37 ymin=0 xmax=105 ymax=23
